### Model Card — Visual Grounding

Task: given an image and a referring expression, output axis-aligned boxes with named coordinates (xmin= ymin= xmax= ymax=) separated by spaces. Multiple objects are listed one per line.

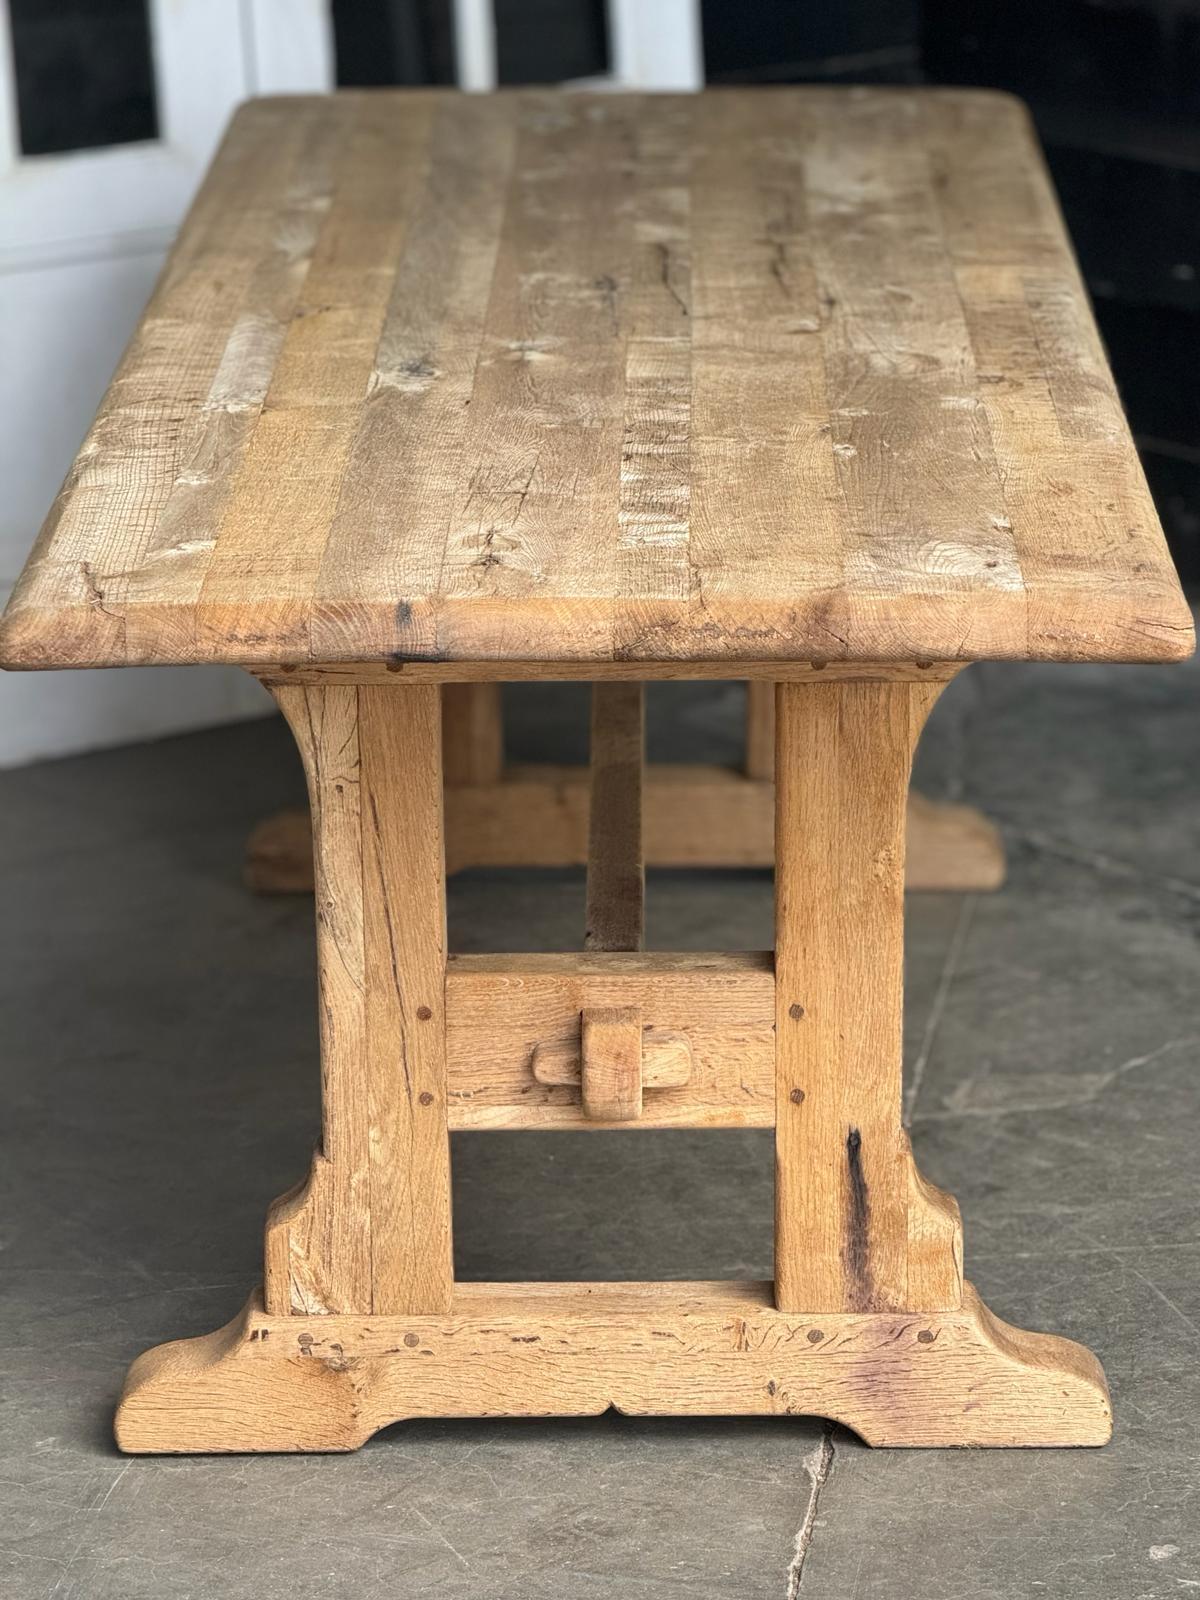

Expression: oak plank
xmin=743 ymin=681 xmax=775 ymax=780
xmin=357 ymin=684 xmax=453 ymax=1316
xmin=311 ymin=94 xmax=517 ymax=661
xmin=254 ymin=660 xmax=962 ymax=684
xmin=266 ymin=684 xmax=372 ymax=1314
xmin=442 ymin=683 xmax=504 ymax=786
xmin=246 ymin=763 xmax=1004 ymax=889
xmin=196 ymin=99 xmax=435 ymax=658
xmin=925 ymin=92 xmax=1192 ymax=661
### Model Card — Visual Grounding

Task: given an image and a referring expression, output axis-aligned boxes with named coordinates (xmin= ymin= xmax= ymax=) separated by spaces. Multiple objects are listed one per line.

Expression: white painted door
xmin=0 ymin=0 xmax=332 ymax=766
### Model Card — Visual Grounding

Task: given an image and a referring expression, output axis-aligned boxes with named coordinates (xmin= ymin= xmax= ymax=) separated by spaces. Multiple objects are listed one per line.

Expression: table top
xmin=0 ymin=88 xmax=1191 ymax=671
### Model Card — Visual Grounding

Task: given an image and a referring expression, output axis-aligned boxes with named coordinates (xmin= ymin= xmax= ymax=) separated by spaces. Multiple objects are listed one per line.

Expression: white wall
xmin=0 ymin=0 xmax=332 ymax=767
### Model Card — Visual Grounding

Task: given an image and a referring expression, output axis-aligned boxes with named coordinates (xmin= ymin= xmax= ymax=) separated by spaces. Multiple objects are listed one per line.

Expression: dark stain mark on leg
xmin=843 ymin=1126 xmax=874 ymax=1310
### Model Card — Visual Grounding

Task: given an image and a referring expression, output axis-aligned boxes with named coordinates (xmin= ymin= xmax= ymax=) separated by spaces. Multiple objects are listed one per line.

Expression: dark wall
xmin=700 ymin=0 xmax=921 ymax=82
xmin=332 ymin=0 xmax=608 ymax=87
xmin=331 ymin=0 xmax=457 ymax=85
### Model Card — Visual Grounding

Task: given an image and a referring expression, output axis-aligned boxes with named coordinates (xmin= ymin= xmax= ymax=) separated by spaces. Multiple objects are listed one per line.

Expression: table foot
xmin=115 ymin=1280 xmax=1109 ymax=1454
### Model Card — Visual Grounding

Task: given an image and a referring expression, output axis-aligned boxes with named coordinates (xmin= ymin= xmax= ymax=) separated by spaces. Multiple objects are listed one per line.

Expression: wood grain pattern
xmin=114 ymin=1280 xmax=1112 ymax=1453
xmin=446 ymin=951 xmax=774 ymax=1129
xmin=584 ymin=684 xmax=644 ymax=952
xmin=2 ymin=90 xmax=1190 ymax=672
xmin=442 ymin=684 xmax=503 ymax=786
xmin=532 ymin=1027 xmax=693 ymax=1094
xmin=774 ymin=680 xmax=952 ymax=1314
xmin=266 ymin=682 xmax=452 ymax=1316
xmin=904 ymin=1134 xmax=965 ymax=1311
xmin=580 ymin=1005 xmax=644 ymax=1121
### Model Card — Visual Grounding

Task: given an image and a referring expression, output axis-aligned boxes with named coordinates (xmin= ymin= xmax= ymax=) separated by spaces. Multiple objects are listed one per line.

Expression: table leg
xmin=261 ymin=681 xmax=453 ymax=1317
xmin=771 ymin=678 xmax=1108 ymax=1437
xmin=775 ymin=680 xmax=957 ymax=1311
xmin=442 ymin=683 xmax=504 ymax=787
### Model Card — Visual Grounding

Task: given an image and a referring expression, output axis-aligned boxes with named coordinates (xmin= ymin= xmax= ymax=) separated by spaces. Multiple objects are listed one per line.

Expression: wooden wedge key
xmin=1 ymin=87 xmax=1192 ymax=1456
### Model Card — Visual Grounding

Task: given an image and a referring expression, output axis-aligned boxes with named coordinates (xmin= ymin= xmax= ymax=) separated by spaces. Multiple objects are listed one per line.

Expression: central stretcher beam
xmin=585 ymin=683 xmax=646 ymax=953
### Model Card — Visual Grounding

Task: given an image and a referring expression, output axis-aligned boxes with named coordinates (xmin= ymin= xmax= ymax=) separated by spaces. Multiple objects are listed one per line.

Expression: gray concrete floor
xmin=1 ymin=658 xmax=1198 ymax=1599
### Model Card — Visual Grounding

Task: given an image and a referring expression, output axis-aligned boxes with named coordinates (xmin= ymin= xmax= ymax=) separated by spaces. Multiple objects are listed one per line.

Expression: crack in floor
xmin=1004 ymin=823 xmax=1200 ymax=903
xmin=784 ymin=1423 xmax=836 ymax=1598
xmin=904 ymin=891 xmax=977 ymax=1126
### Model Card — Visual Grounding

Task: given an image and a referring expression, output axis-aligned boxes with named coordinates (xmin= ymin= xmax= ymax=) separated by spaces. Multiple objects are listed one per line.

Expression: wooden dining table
xmin=1 ymin=86 xmax=1192 ymax=1453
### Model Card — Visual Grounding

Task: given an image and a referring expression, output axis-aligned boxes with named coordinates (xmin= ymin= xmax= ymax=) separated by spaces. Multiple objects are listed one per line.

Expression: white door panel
xmin=0 ymin=663 xmax=270 ymax=769
xmin=0 ymin=0 xmax=248 ymax=255
xmin=0 ymin=0 xmax=329 ymax=765
xmin=0 ymin=247 xmax=165 ymax=570
xmin=246 ymin=0 xmax=336 ymax=95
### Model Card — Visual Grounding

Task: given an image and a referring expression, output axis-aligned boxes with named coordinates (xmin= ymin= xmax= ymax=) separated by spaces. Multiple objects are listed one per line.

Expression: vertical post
xmin=452 ymin=0 xmax=497 ymax=90
xmin=585 ymin=683 xmax=646 ymax=952
xmin=442 ymin=682 xmax=504 ymax=787
xmin=607 ymin=0 xmax=705 ymax=88
xmin=265 ymin=681 xmax=453 ymax=1316
xmin=773 ymin=679 xmax=948 ymax=1313
xmin=743 ymin=681 xmax=775 ymax=781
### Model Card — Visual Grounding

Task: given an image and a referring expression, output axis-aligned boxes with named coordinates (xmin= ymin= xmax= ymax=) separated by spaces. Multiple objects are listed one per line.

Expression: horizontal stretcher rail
xmin=444 ymin=952 xmax=775 ymax=1129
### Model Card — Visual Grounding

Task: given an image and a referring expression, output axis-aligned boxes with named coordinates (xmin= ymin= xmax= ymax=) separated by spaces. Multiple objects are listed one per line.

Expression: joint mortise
xmin=266 ymin=681 xmax=452 ymax=1317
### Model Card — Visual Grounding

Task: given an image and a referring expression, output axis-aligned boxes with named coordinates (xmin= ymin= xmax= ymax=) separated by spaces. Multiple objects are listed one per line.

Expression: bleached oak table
xmin=1 ymin=88 xmax=1192 ymax=1452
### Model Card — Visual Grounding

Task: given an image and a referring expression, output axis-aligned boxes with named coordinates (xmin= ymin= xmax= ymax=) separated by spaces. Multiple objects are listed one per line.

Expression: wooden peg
xmin=530 ymin=1021 xmax=694 ymax=1101
xmin=580 ymin=1005 xmax=643 ymax=1121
